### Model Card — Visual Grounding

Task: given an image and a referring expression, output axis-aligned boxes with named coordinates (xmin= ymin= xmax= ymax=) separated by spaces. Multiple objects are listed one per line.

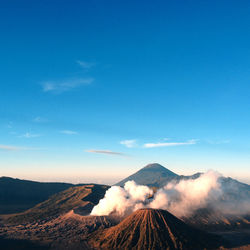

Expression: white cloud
xmin=6 ymin=122 xmax=13 ymax=129
xmin=0 ymin=144 xmax=26 ymax=151
xmin=19 ymin=133 xmax=41 ymax=138
xmin=60 ymin=130 xmax=78 ymax=135
xmin=85 ymin=149 xmax=126 ymax=156
xmin=120 ymin=139 xmax=137 ymax=148
xmin=207 ymin=139 xmax=230 ymax=145
xmin=76 ymin=60 xmax=95 ymax=69
xmin=33 ymin=116 xmax=48 ymax=123
xmin=41 ymin=78 xmax=94 ymax=93
xmin=143 ymin=139 xmax=197 ymax=148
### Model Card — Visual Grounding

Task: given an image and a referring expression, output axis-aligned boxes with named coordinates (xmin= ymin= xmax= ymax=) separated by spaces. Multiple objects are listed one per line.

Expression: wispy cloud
xmin=0 ymin=144 xmax=26 ymax=151
xmin=85 ymin=149 xmax=126 ymax=156
xmin=60 ymin=130 xmax=78 ymax=135
xmin=143 ymin=139 xmax=198 ymax=148
xmin=6 ymin=122 xmax=13 ymax=129
xmin=206 ymin=139 xmax=230 ymax=145
xmin=41 ymin=78 xmax=94 ymax=94
xmin=120 ymin=139 xmax=137 ymax=148
xmin=19 ymin=132 xmax=41 ymax=138
xmin=33 ymin=116 xmax=48 ymax=123
xmin=76 ymin=60 xmax=96 ymax=69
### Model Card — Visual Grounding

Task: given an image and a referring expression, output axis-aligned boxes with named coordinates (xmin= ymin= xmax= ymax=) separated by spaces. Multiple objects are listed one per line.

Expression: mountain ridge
xmin=5 ymin=184 xmax=109 ymax=224
xmin=0 ymin=176 xmax=74 ymax=214
xmin=115 ymin=163 xmax=250 ymax=190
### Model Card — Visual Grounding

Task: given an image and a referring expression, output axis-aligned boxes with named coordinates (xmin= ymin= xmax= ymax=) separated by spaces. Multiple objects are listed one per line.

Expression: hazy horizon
xmin=1 ymin=162 xmax=250 ymax=185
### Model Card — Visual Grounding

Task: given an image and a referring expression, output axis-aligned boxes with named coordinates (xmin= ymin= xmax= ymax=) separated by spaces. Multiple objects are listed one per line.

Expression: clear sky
xmin=0 ymin=0 xmax=250 ymax=184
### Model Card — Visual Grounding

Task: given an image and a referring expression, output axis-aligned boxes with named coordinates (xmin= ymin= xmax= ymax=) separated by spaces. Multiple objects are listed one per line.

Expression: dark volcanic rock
xmin=0 ymin=236 xmax=47 ymax=250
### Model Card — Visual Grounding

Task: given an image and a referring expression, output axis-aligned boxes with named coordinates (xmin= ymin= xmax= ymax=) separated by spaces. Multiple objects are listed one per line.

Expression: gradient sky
xmin=1 ymin=0 xmax=250 ymax=184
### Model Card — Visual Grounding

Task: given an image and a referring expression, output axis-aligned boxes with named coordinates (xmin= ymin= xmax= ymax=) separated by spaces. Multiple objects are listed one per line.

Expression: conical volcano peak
xmin=137 ymin=207 xmax=170 ymax=213
xmin=143 ymin=163 xmax=167 ymax=170
xmin=142 ymin=163 xmax=166 ymax=170
xmin=115 ymin=163 xmax=178 ymax=187
xmin=91 ymin=208 xmax=222 ymax=250
xmin=142 ymin=163 xmax=177 ymax=175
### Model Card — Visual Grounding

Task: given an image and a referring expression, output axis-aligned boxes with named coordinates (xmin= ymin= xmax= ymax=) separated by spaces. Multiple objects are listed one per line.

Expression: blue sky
xmin=0 ymin=0 xmax=250 ymax=184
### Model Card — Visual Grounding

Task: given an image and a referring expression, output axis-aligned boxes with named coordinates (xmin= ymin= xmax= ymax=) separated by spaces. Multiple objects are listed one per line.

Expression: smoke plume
xmin=91 ymin=181 xmax=153 ymax=216
xmin=149 ymin=170 xmax=221 ymax=217
xmin=91 ymin=170 xmax=250 ymax=218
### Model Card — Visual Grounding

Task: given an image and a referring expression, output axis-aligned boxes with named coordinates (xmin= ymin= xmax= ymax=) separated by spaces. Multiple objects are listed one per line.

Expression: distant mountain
xmin=90 ymin=208 xmax=223 ymax=250
xmin=183 ymin=207 xmax=250 ymax=231
xmin=115 ymin=163 xmax=250 ymax=194
xmin=0 ymin=177 xmax=74 ymax=214
xmin=115 ymin=163 xmax=250 ymax=230
xmin=219 ymin=176 xmax=250 ymax=200
xmin=6 ymin=184 xmax=109 ymax=224
xmin=183 ymin=177 xmax=250 ymax=231
xmin=115 ymin=163 xmax=179 ymax=187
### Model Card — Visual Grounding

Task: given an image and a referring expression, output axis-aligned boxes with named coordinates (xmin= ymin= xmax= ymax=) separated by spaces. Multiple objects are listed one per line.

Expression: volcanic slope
xmin=115 ymin=163 xmax=179 ymax=187
xmin=90 ymin=208 xmax=223 ymax=250
xmin=5 ymin=184 xmax=109 ymax=224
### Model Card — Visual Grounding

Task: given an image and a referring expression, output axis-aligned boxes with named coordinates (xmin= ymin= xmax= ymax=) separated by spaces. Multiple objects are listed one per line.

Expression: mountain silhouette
xmin=0 ymin=177 xmax=74 ymax=214
xmin=6 ymin=184 xmax=109 ymax=224
xmin=115 ymin=163 xmax=178 ymax=187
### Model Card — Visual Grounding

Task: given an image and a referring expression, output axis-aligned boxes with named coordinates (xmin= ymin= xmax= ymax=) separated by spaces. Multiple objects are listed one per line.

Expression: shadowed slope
xmin=0 ymin=177 xmax=73 ymax=214
xmin=5 ymin=184 xmax=109 ymax=224
xmin=91 ymin=208 xmax=223 ymax=250
xmin=0 ymin=236 xmax=47 ymax=250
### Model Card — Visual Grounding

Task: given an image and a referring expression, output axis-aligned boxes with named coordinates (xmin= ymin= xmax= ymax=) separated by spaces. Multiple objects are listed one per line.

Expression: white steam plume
xmin=91 ymin=170 xmax=250 ymax=218
xmin=149 ymin=170 xmax=221 ymax=217
xmin=91 ymin=181 xmax=153 ymax=216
